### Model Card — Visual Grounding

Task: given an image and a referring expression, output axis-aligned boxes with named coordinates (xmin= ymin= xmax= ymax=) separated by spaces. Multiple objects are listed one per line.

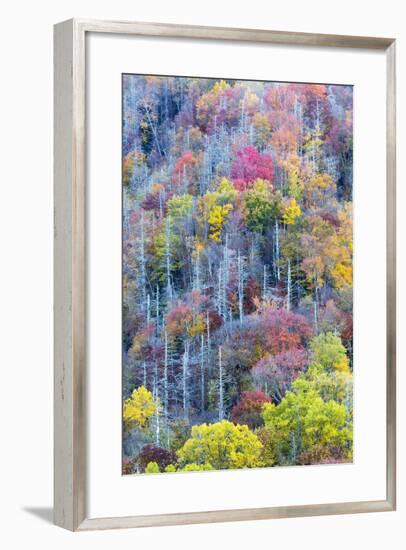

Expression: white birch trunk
xmin=153 ymin=373 xmax=160 ymax=446
xmin=146 ymin=293 xmax=151 ymax=324
xmin=194 ymin=248 xmax=201 ymax=291
xmin=159 ymin=188 xmax=164 ymax=219
xmin=140 ymin=210 xmax=146 ymax=300
xmin=200 ymin=334 xmax=205 ymax=413
xmin=237 ymin=249 xmax=244 ymax=326
xmin=217 ymin=262 xmax=222 ymax=317
xmin=183 ymin=164 xmax=187 ymax=194
xmin=313 ymin=286 xmax=319 ymax=334
xmin=263 ymin=264 xmax=267 ymax=301
xmin=155 ymin=285 xmax=160 ymax=336
xmin=206 ymin=310 xmax=211 ymax=378
xmin=223 ymin=237 xmax=229 ymax=323
xmin=218 ymin=345 xmax=224 ymax=420
xmin=164 ymin=329 xmax=169 ymax=447
xmin=275 ymin=220 xmax=281 ymax=281
xmin=240 ymin=97 xmax=245 ymax=133
xmin=165 ymin=216 xmax=172 ymax=300
xmin=182 ymin=340 xmax=190 ymax=417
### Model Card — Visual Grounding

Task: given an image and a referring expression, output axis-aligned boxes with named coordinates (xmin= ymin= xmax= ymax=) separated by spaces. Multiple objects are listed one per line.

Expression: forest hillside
xmin=122 ymin=75 xmax=353 ymax=474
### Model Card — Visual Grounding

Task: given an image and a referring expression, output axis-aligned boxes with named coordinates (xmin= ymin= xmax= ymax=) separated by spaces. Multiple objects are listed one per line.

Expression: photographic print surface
xmin=122 ymin=75 xmax=353 ymax=475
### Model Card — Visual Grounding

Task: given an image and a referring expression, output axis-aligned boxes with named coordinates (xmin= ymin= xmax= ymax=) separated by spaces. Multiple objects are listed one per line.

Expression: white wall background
xmin=0 ymin=0 xmax=403 ymax=548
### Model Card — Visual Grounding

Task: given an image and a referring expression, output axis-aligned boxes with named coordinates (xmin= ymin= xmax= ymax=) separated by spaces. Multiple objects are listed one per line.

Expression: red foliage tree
xmin=231 ymin=390 xmax=272 ymax=429
xmin=172 ymin=151 xmax=198 ymax=191
xmin=207 ymin=309 xmax=223 ymax=332
xmin=264 ymin=84 xmax=298 ymax=111
xmin=270 ymin=126 xmax=298 ymax=161
xmin=252 ymin=348 xmax=309 ymax=403
xmin=137 ymin=444 xmax=177 ymax=473
xmin=231 ymin=146 xmax=274 ymax=190
xmin=165 ymin=301 xmax=193 ymax=338
xmin=243 ymin=276 xmax=260 ymax=314
xmin=257 ymin=308 xmax=313 ymax=354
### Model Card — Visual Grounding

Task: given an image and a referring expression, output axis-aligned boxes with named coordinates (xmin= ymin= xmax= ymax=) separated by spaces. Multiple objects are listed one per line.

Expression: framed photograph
xmin=54 ymin=19 xmax=396 ymax=531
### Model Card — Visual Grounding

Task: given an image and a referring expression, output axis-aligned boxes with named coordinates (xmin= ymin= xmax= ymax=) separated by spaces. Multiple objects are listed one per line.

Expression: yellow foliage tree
xmin=305 ymin=364 xmax=353 ymax=403
xmin=252 ymin=112 xmax=271 ymax=150
xmin=328 ymin=203 xmax=353 ymax=289
xmin=330 ymin=262 xmax=352 ymax=289
xmin=208 ymin=203 xmax=233 ymax=241
xmin=241 ymin=90 xmax=259 ymax=115
xmin=282 ymin=198 xmax=301 ymax=225
xmin=217 ymin=177 xmax=237 ymax=202
xmin=284 ymin=155 xmax=304 ymax=199
xmin=303 ymin=173 xmax=336 ymax=208
xmin=212 ymin=80 xmax=229 ymax=95
xmin=198 ymin=177 xmax=235 ymax=242
xmin=145 ymin=461 xmax=160 ymax=473
xmin=262 ymin=377 xmax=353 ymax=463
xmin=310 ymin=332 xmax=350 ymax=374
xmin=177 ymin=421 xmax=263 ymax=470
xmin=123 ymin=386 xmax=157 ymax=430
xmin=188 ymin=313 xmax=206 ymax=337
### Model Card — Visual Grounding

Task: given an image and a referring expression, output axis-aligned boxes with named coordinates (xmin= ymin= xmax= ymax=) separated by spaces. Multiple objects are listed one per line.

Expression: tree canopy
xmin=122 ymin=75 xmax=353 ymax=475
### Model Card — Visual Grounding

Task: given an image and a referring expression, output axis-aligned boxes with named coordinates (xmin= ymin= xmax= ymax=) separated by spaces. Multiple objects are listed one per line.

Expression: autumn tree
xmin=231 ymin=146 xmax=274 ymax=191
xmin=310 ymin=332 xmax=350 ymax=373
xmin=231 ymin=390 xmax=272 ymax=429
xmin=136 ymin=444 xmax=177 ymax=473
xmin=252 ymin=348 xmax=309 ymax=403
xmin=244 ymin=179 xmax=280 ymax=234
xmin=123 ymin=386 xmax=157 ymax=430
xmin=262 ymin=377 xmax=352 ymax=464
xmin=177 ymin=421 xmax=263 ymax=469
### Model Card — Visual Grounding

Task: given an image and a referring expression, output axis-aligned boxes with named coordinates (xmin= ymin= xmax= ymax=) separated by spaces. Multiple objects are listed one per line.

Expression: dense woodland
xmin=122 ymin=75 xmax=353 ymax=474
